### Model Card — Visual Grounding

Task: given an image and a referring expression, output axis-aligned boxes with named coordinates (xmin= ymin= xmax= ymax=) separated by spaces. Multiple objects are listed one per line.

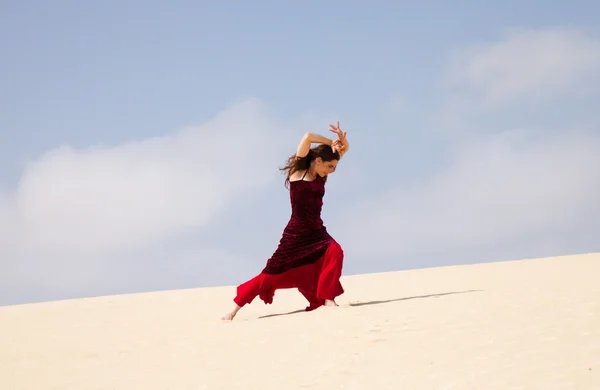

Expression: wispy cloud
xmin=339 ymin=27 xmax=600 ymax=269
xmin=449 ymin=28 xmax=600 ymax=104
xmin=338 ymin=129 xmax=600 ymax=257
xmin=438 ymin=28 xmax=600 ymax=128
xmin=4 ymin=99 xmax=287 ymax=256
xmin=0 ymin=99 xmax=298 ymax=304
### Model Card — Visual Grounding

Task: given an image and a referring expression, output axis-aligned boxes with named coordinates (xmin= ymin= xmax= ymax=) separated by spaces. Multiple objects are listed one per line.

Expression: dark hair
xmin=280 ymin=143 xmax=340 ymax=189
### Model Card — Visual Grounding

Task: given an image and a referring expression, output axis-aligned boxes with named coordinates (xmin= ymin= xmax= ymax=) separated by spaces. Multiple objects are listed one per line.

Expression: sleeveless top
xmin=261 ymin=171 xmax=335 ymax=274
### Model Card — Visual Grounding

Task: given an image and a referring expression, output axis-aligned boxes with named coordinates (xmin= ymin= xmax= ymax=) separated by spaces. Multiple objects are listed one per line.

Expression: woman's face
xmin=315 ymin=157 xmax=338 ymax=176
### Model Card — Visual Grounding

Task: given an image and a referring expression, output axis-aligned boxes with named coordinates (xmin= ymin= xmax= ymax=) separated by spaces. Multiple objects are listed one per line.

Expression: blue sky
xmin=2 ymin=1 xmax=600 ymax=306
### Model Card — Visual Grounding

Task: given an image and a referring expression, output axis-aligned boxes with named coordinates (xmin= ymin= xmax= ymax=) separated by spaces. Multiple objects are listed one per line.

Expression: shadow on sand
xmin=257 ymin=289 xmax=482 ymax=319
xmin=259 ymin=309 xmax=307 ymax=319
xmin=347 ymin=289 xmax=482 ymax=307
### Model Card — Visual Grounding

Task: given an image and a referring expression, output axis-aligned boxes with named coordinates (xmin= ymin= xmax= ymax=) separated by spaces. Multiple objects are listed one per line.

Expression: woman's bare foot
xmin=324 ymin=299 xmax=339 ymax=307
xmin=221 ymin=304 xmax=241 ymax=321
xmin=221 ymin=312 xmax=235 ymax=320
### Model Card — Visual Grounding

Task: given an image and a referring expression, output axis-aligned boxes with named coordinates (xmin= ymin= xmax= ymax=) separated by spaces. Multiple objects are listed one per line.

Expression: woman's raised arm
xmin=296 ymin=132 xmax=334 ymax=158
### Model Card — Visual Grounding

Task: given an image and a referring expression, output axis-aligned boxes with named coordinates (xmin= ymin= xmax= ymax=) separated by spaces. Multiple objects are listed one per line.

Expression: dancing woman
xmin=222 ymin=121 xmax=349 ymax=320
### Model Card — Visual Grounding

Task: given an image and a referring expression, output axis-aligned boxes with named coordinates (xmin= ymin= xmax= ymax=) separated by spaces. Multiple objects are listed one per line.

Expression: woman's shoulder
xmin=289 ymin=169 xmax=315 ymax=183
xmin=289 ymin=169 xmax=307 ymax=182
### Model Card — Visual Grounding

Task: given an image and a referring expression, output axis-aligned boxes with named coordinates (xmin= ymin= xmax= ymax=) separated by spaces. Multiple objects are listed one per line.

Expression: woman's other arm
xmin=296 ymin=132 xmax=334 ymax=158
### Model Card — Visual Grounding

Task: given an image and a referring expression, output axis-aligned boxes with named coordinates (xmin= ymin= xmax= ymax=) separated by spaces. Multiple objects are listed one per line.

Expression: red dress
xmin=232 ymin=173 xmax=345 ymax=311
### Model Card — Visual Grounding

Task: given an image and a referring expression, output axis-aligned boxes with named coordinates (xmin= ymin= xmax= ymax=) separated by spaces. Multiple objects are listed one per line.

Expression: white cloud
xmin=3 ymin=99 xmax=288 ymax=258
xmin=448 ymin=28 xmax=600 ymax=105
xmin=0 ymin=98 xmax=311 ymax=304
xmin=436 ymin=28 xmax=600 ymax=129
xmin=338 ymin=129 xmax=600 ymax=259
xmin=339 ymin=28 xmax=600 ymax=265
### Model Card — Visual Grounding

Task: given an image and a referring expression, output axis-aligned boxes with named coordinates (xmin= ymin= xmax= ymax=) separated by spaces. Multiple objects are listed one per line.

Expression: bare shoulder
xmin=289 ymin=169 xmax=311 ymax=182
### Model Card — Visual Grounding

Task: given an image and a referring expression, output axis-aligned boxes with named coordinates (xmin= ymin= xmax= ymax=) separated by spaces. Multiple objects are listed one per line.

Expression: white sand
xmin=1 ymin=253 xmax=599 ymax=389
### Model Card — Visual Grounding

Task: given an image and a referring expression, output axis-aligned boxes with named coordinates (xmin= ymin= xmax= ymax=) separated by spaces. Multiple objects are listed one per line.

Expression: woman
xmin=222 ymin=121 xmax=349 ymax=320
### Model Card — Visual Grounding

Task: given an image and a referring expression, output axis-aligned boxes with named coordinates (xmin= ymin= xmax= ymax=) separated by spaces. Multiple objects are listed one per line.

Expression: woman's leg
xmin=298 ymin=287 xmax=324 ymax=311
xmin=222 ymin=242 xmax=344 ymax=319
xmin=222 ymin=272 xmax=292 ymax=320
xmin=316 ymin=241 xmax=345 ymax=306
xmin=221 ymin=304 xmax=241 ymax=320
xmin=222 ymin=274 xmax=266 ymax=320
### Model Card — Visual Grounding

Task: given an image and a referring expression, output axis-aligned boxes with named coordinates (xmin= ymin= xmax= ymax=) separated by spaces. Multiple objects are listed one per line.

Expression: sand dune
xmin=1 ymin=253 xmax=599 ymax=389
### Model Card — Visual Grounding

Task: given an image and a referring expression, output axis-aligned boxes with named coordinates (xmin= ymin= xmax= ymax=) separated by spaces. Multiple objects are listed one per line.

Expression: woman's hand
xmin=329 ymin=121 xmax=349 ymax=157
xmin=329 ymin=121 xmax=347 ymax=143
xmin=331 ymin=139 xmax=345 ymax=153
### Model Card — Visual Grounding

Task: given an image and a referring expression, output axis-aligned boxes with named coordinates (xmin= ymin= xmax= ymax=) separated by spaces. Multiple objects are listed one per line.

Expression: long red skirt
xmin=233 ymin=241 xmax=344 ymax=311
